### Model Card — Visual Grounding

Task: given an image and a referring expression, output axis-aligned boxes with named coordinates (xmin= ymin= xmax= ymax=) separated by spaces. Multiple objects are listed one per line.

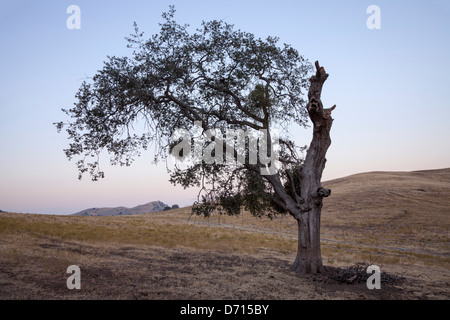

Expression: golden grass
xmin=0 ymin=212 xmax=296 ymax=255
xmin=1 ymin=169 xmax=449 ymax=299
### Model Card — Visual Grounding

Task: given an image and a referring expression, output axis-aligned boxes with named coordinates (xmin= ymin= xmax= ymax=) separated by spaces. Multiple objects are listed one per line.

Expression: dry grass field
xmin=0 ymin=169 xmax=449 ymax=300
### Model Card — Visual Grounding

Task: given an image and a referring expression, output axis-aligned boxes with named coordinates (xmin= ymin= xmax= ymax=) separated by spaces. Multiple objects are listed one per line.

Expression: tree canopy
xmin=56 ymin=6 xmax=314 ymax=220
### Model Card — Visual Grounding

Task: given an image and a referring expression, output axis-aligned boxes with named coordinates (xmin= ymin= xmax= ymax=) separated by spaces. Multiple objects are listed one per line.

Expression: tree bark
xmin=291 ymin=61 xmax=334 ymax=274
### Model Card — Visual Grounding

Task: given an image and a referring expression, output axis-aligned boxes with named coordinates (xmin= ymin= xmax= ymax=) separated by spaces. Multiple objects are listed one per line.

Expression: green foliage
xmin=241 ymin=171 xmax=285 ymax=219
xmin=247 ymin=84 xmax=274 ymax=125
xmin=55 ymin=5 xmax=312 ymax=219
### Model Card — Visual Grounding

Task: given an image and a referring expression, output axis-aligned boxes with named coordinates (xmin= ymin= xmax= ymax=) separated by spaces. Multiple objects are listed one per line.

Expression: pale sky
xmin=0 ymin=0 xmax=449 ymax=214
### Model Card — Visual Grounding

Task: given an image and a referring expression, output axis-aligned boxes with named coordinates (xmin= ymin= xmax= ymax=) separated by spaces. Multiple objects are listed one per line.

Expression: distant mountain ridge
xmin=72 ymin=201 xmax=169 ymax=216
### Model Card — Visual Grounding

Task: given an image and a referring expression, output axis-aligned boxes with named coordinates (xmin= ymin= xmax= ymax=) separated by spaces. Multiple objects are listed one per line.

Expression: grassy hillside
xmin=322 ymin=168 xmax=449 ymax=263
xmin=0 ymin=169 xmax=449 ymax=299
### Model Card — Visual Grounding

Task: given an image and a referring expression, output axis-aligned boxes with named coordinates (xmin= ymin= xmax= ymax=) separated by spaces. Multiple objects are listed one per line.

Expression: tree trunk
xmin=291 ymin=208 xmax=323 ymax=274
xmin=291 ymin=61 xmax=334 ymax=274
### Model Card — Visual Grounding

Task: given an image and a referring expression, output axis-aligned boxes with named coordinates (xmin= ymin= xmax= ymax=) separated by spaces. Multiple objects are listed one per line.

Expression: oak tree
xmin=56 ymin=7 xmax=336 ymax=274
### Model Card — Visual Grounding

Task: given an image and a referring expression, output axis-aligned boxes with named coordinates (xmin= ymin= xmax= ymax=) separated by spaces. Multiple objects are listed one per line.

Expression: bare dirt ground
xmin=0 ymin=238 xmax=434 ymax=300
xmin=0 ymin=169 xmax=449 ymax=300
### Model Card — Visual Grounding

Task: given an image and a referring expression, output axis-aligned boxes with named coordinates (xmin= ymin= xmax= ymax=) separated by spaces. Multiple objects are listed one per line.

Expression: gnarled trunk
xmin=290 ymin=61 xmax=334 ymax=274
xmin=291 ymin=207 xmax=323 ymax=274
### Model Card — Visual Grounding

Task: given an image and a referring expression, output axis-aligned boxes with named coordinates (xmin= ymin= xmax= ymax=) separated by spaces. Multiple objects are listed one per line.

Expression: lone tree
xmin=55 ymin=7 xmax=336 ymax=274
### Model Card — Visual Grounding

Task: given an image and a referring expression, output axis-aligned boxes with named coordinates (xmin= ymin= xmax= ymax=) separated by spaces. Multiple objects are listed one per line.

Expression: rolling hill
xmin=71 ymin=200 xmax=169 ymax=216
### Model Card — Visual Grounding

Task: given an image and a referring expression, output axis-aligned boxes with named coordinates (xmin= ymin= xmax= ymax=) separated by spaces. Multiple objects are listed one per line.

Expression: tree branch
xmin=301 ymin=61 xmax=334 ymax=201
